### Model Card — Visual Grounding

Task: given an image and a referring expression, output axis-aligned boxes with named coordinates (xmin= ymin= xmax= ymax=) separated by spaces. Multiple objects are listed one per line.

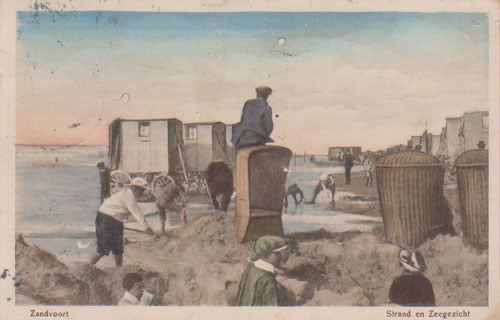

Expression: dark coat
xmin=206 ymin=161 xmax=234 ymax=194
xmin=344 ymin=154 xmax=354 ymax=169
xmin=232 ymin=98 xmax=274 ymax=150
xmin=99 ymin=168 xmax=111 ymax=203
xmin=389 ymin=272 xmax=436 ymax=306
xmin=235 ymin=263 xmax=279 ymax=306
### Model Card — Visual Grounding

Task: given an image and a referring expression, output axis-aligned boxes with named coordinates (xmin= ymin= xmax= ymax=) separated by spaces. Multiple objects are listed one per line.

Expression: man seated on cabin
xmin=118 ymin=272 xmax=154 ymax=306
xmin=90 ymin=177 xmax=154 ymax=268
xmin=231 ymin=86 xmax=274 ymax=151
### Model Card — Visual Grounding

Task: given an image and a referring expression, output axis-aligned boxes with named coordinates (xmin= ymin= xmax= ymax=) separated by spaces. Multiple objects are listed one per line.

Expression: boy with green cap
xmin=235 ymin=235 xmax=289 ymax=306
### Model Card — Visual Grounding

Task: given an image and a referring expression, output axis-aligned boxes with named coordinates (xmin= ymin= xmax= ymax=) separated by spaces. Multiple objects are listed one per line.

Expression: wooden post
xmin=177 ymin=144 xmax=189 ymax=183
xmin=304 ymin=151 xmax=306 ymax=163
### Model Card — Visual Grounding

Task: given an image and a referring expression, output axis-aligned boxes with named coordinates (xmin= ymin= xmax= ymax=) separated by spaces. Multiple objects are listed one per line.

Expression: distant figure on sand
xmin=477 ymin=140 xmax=486 ymax=149
xmin=90 ymin=177 xmax=153 ymax=267
xmin=363 ymin=157 xmax=375 ymax=187
xmin=97 ymin=161 xmax=111 ymax=203
xmin=235 ymin=235 xmax=290 ymax=306
xmin=206 ymin=160 xmax=234 ymax=212
xmin=156 ymin=183 xmax=188 ymax=232
xmin=344 ymin=152 xmax=354 ymax=185
xmin=283 ymin=183 xmax=304 ymax=213
xmin=118 ymin=272 xmax=154 ymax=306
xmin=232 ymin=86 xmax=274 ymax=151
xmin=389 ymin=249 xmax=436 ymax=306
xmin=306 ymin=172 xmax=336 ymax=208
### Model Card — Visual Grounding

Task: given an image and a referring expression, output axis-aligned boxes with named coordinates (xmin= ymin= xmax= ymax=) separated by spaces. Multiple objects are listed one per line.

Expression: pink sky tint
xmin=16 ymin=11 xmax=490 ymax=154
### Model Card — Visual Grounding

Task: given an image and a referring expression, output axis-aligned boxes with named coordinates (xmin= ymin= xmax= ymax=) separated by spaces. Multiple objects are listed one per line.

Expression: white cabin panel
xmin=149 ymin=121 xmax=169 ymax=172
xmin=121 ymin=121 xmax=140 ymax=173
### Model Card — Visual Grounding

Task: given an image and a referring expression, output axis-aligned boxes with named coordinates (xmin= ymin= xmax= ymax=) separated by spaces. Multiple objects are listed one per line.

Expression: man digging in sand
xmin=90 ymin=177 xmax=154 ymax=267
xmin=235 ymin=235 xmax=290 ymax=306
xmin=306 ymin=172 xmax=336 ymax=208
xmin=155 ymin=182 xmax=188 ymax=233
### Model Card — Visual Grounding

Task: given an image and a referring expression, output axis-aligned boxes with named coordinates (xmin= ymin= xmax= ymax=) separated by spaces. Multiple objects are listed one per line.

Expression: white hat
xmin=399 ymin=249 xmax=426 ymax=272
xmin=130 ymin=177 xmax=148 ymax=189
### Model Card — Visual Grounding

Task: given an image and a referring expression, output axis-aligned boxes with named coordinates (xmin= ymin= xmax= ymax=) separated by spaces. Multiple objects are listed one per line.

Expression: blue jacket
xmin=232 ymin=98 xmax=274 ymax=150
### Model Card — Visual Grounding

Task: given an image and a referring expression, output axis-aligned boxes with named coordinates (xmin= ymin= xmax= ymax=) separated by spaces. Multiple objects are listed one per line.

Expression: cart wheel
xmin=151 ymin=173 xmax=175 ymax=195
xmin=110 ymin=170 xmax=131 ymax=194
xmin=197 ymin=179 xmax=209 ymax=194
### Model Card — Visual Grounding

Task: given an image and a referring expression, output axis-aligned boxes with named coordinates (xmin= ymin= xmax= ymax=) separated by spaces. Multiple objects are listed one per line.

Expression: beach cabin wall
xmin=460 ymin=111 xmax=488 ymax=151
xmin=184 ymin=122 xmax=228 ymax=173
xmin=211 ymin=122 xmax=227 ymax=163
xmin=350 ymin=147 xmax=362 ymax=160
xmin=410 ymin=136 xmax=421 ymax=150
xmin=430 ymin=135 xmax=441 ymax=156
xmin=328 ymin=147 xmax=343 ymax=161
xmin=328 ymin=146 xmax=361 ymax=161
xmin=445 ymin=117 xmax=462 ymax=158
xmin=108 ymin=118 xmax=183 ymax=174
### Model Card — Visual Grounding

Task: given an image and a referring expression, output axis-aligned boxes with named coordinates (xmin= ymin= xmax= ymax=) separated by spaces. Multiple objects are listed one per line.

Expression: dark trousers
xmin=310 ymin=183 xmax=336 ymax=208
xmin=284 ymin=192 xmax=303 ymax=212
xmin=366 ymin=171 xmax=373 ymax=187
xmin=345 ymin=167 xmax=352 ymax=184
xmin=211 ymin=190 xmax=232 ymax=212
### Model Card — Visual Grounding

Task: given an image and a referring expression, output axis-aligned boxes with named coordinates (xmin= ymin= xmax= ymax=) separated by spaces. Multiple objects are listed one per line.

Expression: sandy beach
xmin=15 ymin=168 xmax=487 ymax=306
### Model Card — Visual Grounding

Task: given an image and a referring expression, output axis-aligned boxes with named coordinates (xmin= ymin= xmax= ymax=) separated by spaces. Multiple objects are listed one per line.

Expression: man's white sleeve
xmin=124 ymin=189 xmax=149 ymax=229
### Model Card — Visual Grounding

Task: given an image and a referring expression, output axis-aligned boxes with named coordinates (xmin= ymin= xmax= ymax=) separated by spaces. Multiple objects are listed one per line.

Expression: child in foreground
xmin=118 ymin=272 xmax=154 ymax=306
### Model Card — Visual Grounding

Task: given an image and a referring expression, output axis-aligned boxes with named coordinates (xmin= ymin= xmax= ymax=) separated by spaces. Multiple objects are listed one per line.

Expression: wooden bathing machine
xmin=183 ymin=122 xmax=229 ymax=173
xmin=235 ymin=146 xmax=293 ymax=243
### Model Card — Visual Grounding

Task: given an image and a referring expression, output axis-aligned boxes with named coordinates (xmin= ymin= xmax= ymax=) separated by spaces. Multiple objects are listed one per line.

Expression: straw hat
xmin=130 ymin=177 xmax=148 ymax=189
xmin=399 ymin=249 xmax=426 ymax=272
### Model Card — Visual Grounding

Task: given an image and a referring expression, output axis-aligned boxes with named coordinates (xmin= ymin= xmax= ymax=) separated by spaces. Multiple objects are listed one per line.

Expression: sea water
xmin=15 ymin=145 xmax=380 ymax=266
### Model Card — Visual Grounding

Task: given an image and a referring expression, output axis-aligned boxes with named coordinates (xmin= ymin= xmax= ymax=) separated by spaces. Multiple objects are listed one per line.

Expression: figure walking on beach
xmin=306 ymin=173 xmax=336 ymax=208
xmin=363 ymin=156 xmax=375 ymax=187
xmin=344 ymin=151 xmax=354 ymax=185
xmin=231 ymin=86 xmax=274 ymax=151
xmin=389 ymin=249 xmax=436 ymax=306
xmin=235 ymin=235 xmax=290 ymax=306
xmin=90 ymin=177 xmax=154 ymax=267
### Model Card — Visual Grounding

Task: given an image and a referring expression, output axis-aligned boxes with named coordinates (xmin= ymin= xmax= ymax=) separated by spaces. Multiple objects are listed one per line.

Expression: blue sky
xmin=16 ymin=11 xmax=489 ymax=151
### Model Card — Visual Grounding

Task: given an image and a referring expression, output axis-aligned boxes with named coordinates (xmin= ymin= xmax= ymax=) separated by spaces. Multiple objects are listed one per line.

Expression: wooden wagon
xmin=182 ymin=121 xmax=230 ymax=193
xmin=108 ymin=118 xmax=185 ymax=195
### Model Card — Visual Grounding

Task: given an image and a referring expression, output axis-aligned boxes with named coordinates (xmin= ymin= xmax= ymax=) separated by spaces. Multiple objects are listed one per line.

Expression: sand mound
xmin=16 ymin=211 xmax=487 ymax=306
xmin=125 ymin=212 xmax=253 ymax=305
xmin=15 ymin=234 xmax=168 ymax=305
xmin=15 ymin=234 xmax=91 ymax=305
xmin=286 ymin=233 xmax=487 ymax=306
